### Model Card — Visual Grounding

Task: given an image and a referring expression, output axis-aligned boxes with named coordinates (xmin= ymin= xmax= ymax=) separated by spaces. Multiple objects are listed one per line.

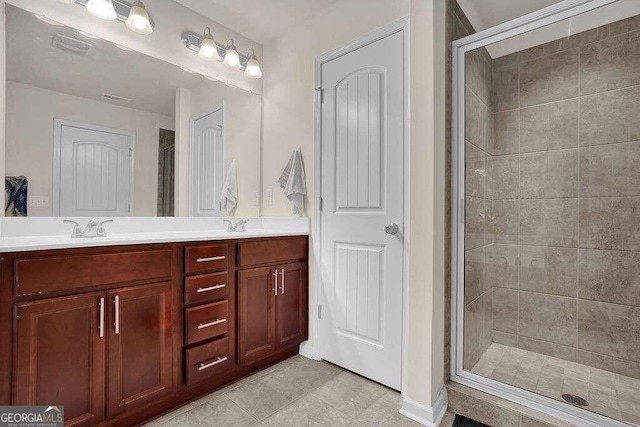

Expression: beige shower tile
xmin=518 ymin=337 xmax=577 ymax=363
xmin=580 ymin=142 xmax=640 ymax=197
xmin=491 ymin=110 xmax=520 ymax=155
xmin=580 ymin=86 xmax=640 ymax=146
xmin=606 ymin=14 xmax=640 ymax=36
xmin=579 ymin=197 xmax=640 ymax=251
xmin=465 ymin=246 xmax=487 ymax=304
xmin=465 ymin=141 xmax=489 ymax=199
xmin=492 ymin=64 xmax=519 ymax=112
xmin=493 ymin=331 xmax=519 ymax=347
xmin=519 ymin=292 xmax=577 ymax=347
xmin=581 ymin=30 xmax=640 ymax=95
xmin=543 ymin=27 xmax=608 ymax=56
xmin=520 ymin=199 xmax=578 ymax=247
xmin=520 ymin=149 xmax=579 ymax=199
xmin=578 ymin=249 xmax=640 ymax=307
xmin=519 ymin=246 xmax=577 ymax=297
xmin=492 ymin=288 xmax=518 ymax=335
xmin=520 ymin=49 xmax=579 ymax=107
xmin=520 ymin=100 xmax=578 ymax=153
xmin=578 ymin=300 xmax=640 ymax=363
xmin=490 ymin=155 xmax=519 ymax=200
xmin=465 ymin=197 xmax=490 ymax=250
xmin=466 ymin=87 xmax=492 ymax=151
xmin=486 ymin=244 xmax=519 ymax=290
xmin=490 ymin=200 xmax=519 ymax=244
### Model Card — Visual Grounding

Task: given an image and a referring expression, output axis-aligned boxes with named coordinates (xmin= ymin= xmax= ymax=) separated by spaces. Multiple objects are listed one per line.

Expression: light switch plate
xmin=28 ymin=195 xmax=50 ymax=208
xmin=265 ymin=188 xmax=273 ymax=206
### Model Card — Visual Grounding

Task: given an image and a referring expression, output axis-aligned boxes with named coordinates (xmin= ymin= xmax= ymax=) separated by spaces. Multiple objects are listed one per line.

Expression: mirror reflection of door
xmin=54 ymin=120 xmax=134 ymax=217
xmin=191 ymin=106 xmax=225 ymax=216
xmin=157 ymin=129 xmax=175 ymax=217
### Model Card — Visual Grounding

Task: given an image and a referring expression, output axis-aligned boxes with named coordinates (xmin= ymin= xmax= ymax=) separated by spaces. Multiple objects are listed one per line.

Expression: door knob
xmin=385 ymin=223 xmax=399 ymax=235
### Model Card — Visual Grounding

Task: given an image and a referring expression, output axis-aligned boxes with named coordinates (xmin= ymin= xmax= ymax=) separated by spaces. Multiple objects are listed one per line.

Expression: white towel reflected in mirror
xmin=220 ymin=159 xmax=238 ymax=215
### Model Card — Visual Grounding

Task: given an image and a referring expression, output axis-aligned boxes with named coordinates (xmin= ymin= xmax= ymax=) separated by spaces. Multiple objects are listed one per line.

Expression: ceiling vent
xmin=102 ymin=93 xmax=132 ymax=103
xmin=52 ymin=34 xmax=92 ymax=55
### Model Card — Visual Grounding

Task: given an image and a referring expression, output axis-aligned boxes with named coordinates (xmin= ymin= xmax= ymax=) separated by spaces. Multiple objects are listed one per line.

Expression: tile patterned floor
xmin=144 ymin=355 xmax=422 ymax=426
xmin=471 ymin=343 xmax=640 ymax=426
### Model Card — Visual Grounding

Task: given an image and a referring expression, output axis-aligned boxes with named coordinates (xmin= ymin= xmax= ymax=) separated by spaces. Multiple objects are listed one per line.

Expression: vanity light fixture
xmin=125 ymin=1 xmax=152 ymax=35
xmin=198 ymin=27 xmax=220 ymax=61
xmin=244 ymin=49 xmax=262 ymax=79
xmin=223 ymin=39 xmax=240 ymax=69
xmin=85 ymin=0 xmax=117 ymax=20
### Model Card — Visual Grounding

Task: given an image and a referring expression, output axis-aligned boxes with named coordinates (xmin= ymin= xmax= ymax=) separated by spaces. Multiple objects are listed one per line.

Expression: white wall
xmin=6 ymin=81 xmax=174 ymax=216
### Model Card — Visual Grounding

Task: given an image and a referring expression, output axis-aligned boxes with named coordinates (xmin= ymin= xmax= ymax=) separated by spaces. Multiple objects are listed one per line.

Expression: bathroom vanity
xmin=0 ymin=231 xmax=308 ymax=426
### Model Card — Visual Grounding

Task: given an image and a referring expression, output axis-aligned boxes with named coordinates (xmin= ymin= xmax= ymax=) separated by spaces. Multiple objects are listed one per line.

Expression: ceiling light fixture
xmin=85 ymin=0 xmax=117 ymax=20
xmin=198 ymin=27 xmax=219 ymax=61
xmin=33 ymin=13 xmax=65 ymax=26
xmin=77 ymin=29 xmax=100 ymax=39
xmin=125 ymin=1 xmax=153 ymax=35
xmin=244 ymin=49 xmax=262 ymax=79
xmin=223 ymin=39 xmax=240 ymax=69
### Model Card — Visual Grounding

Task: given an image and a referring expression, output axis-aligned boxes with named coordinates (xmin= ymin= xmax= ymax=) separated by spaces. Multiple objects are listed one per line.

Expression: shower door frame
xmin=451 ymin=1 xmax=627 ymax=426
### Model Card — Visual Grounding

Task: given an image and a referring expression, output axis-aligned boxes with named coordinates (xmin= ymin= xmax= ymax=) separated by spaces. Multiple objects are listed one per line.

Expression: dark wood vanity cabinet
xmin=0 ymin=235 xmax=308 ymax=426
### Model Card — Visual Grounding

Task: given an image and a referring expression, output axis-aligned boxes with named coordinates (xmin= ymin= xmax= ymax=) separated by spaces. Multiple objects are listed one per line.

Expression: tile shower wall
xmin=485 ymin=15 xmax=640 ymax=380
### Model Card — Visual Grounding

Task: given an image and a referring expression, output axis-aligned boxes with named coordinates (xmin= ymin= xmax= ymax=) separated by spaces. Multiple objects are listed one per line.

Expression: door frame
xmin=189 ymin=102 xmax=226 ymax=217
xmin=313 ymin=17 xmax=410 ymax=394
xmin=451 ymin=1 xmax=628 ymax=426
xmin=53 ymin=119 xmax=136 ymax=217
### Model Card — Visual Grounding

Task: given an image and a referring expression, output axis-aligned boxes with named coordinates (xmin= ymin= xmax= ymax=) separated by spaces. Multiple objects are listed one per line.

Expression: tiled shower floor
xmin=471 ymin=343 xmax=640 ymax=426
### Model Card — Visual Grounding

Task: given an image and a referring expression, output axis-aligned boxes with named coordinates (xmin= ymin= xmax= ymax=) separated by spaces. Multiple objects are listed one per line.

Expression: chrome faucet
xmin=63 ymin=219 xmax=113 ymax=238
xmin=224 ymin=219 xmax=249 ymax=232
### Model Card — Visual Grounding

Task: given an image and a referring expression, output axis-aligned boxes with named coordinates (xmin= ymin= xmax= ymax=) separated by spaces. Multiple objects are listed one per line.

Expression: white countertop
xmin=0 ymin=217 xmax=309 ymax=252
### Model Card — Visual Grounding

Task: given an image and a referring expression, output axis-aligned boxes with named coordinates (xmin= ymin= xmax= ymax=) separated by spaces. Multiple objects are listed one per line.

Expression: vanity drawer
xmin=14 ymin=249 xmax=173 ymax=297
xmin=184 ymin=272 xmax=228 ymax=305
xmin=185 ymin=244 xmax=228 ymax=274
xmin=185 ymin=337 xmax=230 ymax=386
xmin=237 ymin=237 xmax=307 ymax=268
xmin=185 ymin=300 xmax=229 ymax=345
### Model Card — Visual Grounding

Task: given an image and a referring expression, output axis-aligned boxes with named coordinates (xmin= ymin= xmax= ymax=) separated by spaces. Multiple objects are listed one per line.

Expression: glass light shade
xmin=223 ymin=41 xmax=240 ymax=69
xmin=244 ymin=56 xmax=262 ymax=79
xmin=125 ymin=1 xmax=153 ymax=35
xmin=86 ymin=0 xmax=117 ymax=20
xmin=198 ymin=30 xmax=219 ymax=61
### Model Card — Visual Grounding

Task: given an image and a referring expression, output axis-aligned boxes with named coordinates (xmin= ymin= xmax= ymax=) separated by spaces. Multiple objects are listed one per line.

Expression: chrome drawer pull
xmin=198 ymin=356 xmax=227 ymax=371
xmin=98 ymin=297 xmax=105 ymax=338
xmin=197 ymin=318 xmax=227 ymax=329
xmin=196 ymin=256 xmax=226 ymax=263
xmin=196 ymin=284 xmax=226 ymax=293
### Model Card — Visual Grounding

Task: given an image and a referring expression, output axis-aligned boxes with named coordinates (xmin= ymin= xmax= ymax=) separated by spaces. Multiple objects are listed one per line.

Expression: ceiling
xmin=172 ymin=0 xmax=340 ymax=44
xmin=6 ymin=5 xmax=206 ymax=117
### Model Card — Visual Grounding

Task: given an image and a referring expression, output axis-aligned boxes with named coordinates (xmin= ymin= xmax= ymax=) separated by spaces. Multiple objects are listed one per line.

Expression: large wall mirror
xmin=4 ymin=4 xmax=261 ymax=218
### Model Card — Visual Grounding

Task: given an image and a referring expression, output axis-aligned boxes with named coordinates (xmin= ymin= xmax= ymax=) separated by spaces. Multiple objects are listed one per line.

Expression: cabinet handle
xmin=198 ymin=356 xmax=227 ymax=371
xmin=99 ymin=297 xmax=105 ymax=338
xmin=196 ymin=256 xmax=226 ymax=263
xmin=272 ymin=269 xmax=278 ymax=296
xmin=114 ymin=295 xmax=120 ymax=334
xmin=280 ymin=269 xmax=285 ymax=294
xmin=196 ymin=284 xmax=226 ymax=293
xmin=197 ymin=318 xmax=226 ymax=329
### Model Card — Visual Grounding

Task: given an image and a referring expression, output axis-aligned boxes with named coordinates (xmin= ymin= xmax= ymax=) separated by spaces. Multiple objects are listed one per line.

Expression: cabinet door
xmin=275 ymin=262 xmax=308 ymax=348
xmin=107 ymin=282 xmax=173 ymax=418
xmin=13 ymin=292 xmax=106 ymax=427
xmin=237 ymin=267 xmax=276 ymax=365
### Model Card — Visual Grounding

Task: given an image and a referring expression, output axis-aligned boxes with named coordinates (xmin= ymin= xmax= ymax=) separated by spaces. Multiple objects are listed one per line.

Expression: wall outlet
xmin=265 ymin=188 xmax=273 ymax=206
xmin=252 ymin=191 xmax=260 ymax=206
xmin=28 ymin=195 xmax=50 ymax=208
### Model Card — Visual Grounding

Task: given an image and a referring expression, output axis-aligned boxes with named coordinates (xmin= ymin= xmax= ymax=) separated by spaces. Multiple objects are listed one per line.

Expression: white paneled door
xmin=191 ymin=106 xmax=225 ymax=216
xmin=319 ymin=30 xmax=405 ymax=390
xmin=56 ymin=121 xmax=134 ymax=217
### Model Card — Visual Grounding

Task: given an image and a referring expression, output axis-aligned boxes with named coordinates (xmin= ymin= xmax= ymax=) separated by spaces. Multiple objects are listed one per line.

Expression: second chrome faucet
xmin=64 ymin=219 xmax=113 ymax=238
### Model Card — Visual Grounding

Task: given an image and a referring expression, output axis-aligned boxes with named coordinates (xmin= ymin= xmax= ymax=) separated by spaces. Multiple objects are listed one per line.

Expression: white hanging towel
xmin=278 ymin=147 xmax=306 ymax=216
xmin=220 ymin=159 xmax=238 ymax=215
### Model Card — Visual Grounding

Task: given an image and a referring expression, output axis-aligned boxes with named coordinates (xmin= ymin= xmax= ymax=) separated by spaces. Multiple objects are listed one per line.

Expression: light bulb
xmin=223 ymin=40 xmax=240 ymax=69
xmin=125 ymin=1 xmax=153 ymax=35
xmin=244 ymin=52 xmax=262 ymax=79
xmin=198 ymin=28 xmax=219 ymax=61
xmin=86 ymin=0 xmax=117 ymax=20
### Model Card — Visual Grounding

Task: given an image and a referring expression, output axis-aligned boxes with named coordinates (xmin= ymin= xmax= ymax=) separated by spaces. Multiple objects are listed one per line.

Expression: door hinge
xmin=315 ymin=87 xmax=324 ymax=103
xmin=319 ymin=197 xmax=323 ymax=212
xmin=317 ymin=304 xmax=322 ymax=320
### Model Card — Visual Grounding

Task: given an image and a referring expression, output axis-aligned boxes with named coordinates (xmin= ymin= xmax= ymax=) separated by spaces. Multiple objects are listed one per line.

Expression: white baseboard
xmin=298 ymin=341 xmax=316 ymax=360
xmin=400 ymin=386 xmax=448 ymax=426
